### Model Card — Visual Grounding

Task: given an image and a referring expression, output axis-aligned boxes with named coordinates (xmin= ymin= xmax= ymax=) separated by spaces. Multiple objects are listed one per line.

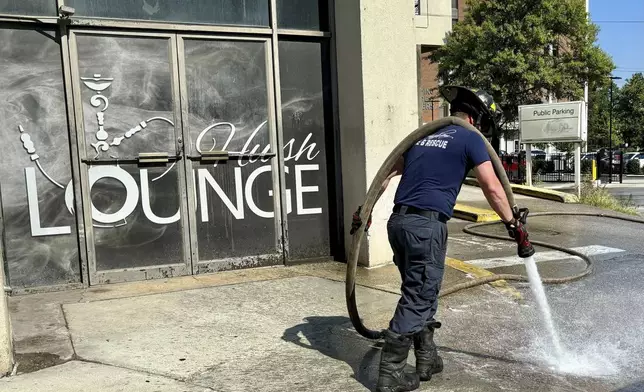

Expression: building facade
xmin=0 ymin=0 xmax=452 ymax=293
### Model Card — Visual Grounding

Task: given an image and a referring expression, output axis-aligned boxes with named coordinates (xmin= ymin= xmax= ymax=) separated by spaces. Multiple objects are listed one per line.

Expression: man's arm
xmin=473 ymin=161 xmax=514 ymax=223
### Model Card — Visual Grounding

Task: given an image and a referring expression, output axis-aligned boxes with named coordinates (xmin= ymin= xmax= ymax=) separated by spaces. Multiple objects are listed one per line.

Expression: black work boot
xmin=376 ymin=329 xmax=420 ymax=392
xmin=413 ymin=321 xmax=444 ymax=381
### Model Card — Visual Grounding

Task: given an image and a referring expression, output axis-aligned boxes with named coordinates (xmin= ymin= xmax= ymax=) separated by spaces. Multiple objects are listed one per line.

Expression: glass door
xmin=177 ymin=35 xmax=284 ymax=273
xmin=69 ymin=30 xmax=192 ymax=284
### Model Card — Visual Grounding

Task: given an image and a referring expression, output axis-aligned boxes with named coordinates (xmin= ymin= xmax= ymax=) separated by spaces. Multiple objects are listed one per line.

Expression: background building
xmin=0 ymin=0 xmax=453 ymax=292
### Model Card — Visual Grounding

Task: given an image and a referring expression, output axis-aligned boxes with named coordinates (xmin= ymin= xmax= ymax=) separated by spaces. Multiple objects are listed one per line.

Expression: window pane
xmin=279 ymin=40 xmax=331 ymax=260
xmin=0 ymin=0 xmax=56 ymax=16
xmin=65 ymin=0 xmax=269 ymax=26
xmin=278 ymin=0 xmax=326 ymax=30
xmin=184 ymin=39 xmax=270 ymax=154
xmin=0 ymin=28 xmax=80 ymax=288
xmin=193 ymin=161 xmax=278 ymax=262
xmin=91 ymin=164 xmax=185 ymax=270
xmin=183 ymin=39 xmax=277 ymax=262
xmin=75 ymin=35 xmax=176 ymax=158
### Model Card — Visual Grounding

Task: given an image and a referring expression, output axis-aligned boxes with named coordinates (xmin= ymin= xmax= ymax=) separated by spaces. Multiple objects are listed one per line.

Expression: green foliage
xmin=626 ymin=159 xmax=641 ymax=175
xmin=581 ymin=159 xmax=592 ymax=174
xmin=431 ymin=0 xmax=615 ymax=129
xmin=578 ymin=182 xmax=637 ymax=215
xmin=587 ymin=82 xmax=621 ymax=150
xmin=616 ymin=73 xmax=644 ymax=148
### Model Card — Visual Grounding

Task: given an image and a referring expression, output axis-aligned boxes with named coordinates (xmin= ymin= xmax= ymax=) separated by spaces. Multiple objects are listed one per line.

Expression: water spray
xmin=345 ymin=116 xmax=644 ymax=345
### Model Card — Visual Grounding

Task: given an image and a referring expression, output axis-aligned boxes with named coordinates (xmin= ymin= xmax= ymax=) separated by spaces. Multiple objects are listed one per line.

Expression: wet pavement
xmin=3 ymin=186 xmax=644 ymax=391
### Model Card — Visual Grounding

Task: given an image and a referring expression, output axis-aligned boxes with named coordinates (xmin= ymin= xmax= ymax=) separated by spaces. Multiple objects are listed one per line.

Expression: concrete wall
xmin=335 ymin=0 xmax=451 ymax=267
xmin=414 ymin=0 xmax=452 ymax=46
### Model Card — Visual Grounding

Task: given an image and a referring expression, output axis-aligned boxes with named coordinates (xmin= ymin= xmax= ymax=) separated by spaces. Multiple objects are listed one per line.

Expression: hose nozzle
xmin=511 ymin=206 xmax=536 ymax=258
xmin=518 ymin=240 xmax=536 ymax=258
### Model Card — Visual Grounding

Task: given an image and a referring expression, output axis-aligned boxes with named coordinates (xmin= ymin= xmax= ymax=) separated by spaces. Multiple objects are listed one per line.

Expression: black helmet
xmin=439 ymin=86 xmax=504 ymax=136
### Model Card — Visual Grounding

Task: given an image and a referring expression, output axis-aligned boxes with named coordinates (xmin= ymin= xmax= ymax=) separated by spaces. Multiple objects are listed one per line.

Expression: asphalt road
xmin=606 ymin=187 xmax=644 ymax=211
xmin=443 ymin=199 xmax=644 ymax=391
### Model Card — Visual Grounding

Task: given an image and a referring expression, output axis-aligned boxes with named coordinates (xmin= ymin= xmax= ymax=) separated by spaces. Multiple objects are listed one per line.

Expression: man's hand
xmin=350 ymin=206 xmax=372 ymax=235
xmin=505 ymin=218 xmax=535 ymax=258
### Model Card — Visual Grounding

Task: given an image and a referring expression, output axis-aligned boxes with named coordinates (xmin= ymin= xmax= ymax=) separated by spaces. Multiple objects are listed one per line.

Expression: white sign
xmin=519 ymin=101 xmax=584 ymax=143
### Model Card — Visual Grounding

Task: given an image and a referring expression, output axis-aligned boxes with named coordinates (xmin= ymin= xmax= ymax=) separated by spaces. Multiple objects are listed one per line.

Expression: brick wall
xmin=419 ymin=46 xmax=444 ymax=123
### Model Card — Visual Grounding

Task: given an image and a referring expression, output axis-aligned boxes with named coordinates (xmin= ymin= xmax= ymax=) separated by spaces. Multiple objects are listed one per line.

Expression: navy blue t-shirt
xmin=393 ymin=125 xmax=490 ymax=218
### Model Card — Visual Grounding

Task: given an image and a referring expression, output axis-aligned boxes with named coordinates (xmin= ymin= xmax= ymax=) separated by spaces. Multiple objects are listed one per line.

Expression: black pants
xmin=387 ymin=208 xmax=448 ymax=335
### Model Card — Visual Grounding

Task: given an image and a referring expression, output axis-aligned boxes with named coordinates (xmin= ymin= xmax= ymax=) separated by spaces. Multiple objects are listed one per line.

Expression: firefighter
xmin=351 ymin=86 xmax=533 ymax=392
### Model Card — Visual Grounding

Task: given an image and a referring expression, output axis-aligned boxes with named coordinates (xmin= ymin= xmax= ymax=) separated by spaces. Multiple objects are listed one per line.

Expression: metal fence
xmin=500 ymin=152 xmax=623 ymax=184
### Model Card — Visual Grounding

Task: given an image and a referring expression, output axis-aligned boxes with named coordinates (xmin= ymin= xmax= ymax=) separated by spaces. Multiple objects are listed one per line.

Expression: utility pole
xmin=577 ymin=0 xmax=589 ymax=196
xmin=609 ymin=76 xmax=622 ymax=184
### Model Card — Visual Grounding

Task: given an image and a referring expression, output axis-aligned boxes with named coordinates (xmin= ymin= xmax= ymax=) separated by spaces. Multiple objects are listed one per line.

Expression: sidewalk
xmin=1 ymin=255 xmax=621 ymax=392
xmin=1 ymin=185 xmax=636 ymax=391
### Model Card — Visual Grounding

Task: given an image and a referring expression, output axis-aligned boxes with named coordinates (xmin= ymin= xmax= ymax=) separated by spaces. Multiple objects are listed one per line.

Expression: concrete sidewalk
xmin=0 ymin=258 xmax=626 ymax=392
xmin=1 ymin=186 xmax=641 ymax=391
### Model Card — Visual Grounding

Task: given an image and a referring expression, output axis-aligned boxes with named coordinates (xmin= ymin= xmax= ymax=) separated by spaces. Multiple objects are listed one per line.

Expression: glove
xmin=505 ymin=217 xmax=535 ymax=258
xmin=350 ymin=206 xmax=372 ymax=235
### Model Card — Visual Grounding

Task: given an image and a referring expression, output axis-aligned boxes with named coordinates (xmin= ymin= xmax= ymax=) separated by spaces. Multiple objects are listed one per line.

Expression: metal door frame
xmin=176 ymin=33 xmax=285 ymax=274
xmin=68 ymin=29 xmax=193 ymax=284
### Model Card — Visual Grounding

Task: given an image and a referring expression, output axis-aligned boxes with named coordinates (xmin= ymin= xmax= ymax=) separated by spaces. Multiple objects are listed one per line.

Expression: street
xmin=604 ymin=178 xmax=644 ymax=212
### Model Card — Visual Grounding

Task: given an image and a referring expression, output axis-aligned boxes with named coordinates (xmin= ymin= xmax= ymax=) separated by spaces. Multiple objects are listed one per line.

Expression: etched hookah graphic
xmin=80 ymin=73 xmax=177 ymax=182
xmin=80 ymin=74 xmax=113 ymax=155
xmin=16 ymin=74 xmax=178 ymax=229
xmin=19 ymin=126 xmax=65 ymax=190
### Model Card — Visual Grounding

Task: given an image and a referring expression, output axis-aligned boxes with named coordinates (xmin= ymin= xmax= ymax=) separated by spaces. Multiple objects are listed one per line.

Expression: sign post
xmin=519 ymin=101 xmax=585 ymax=193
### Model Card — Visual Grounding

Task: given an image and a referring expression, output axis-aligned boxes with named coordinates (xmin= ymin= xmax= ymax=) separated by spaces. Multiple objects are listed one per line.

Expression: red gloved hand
xmin=350 ymin=206 xmax=372 ymax=235
xmin=505 ymin=218 xmax=535 ymax=258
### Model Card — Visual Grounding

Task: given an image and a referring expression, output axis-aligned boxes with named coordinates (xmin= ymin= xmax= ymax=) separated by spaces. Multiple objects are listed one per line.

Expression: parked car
xmin=626 ymin=152 xmax=644 ymax=169
xmin=624 ymin=152 xmax=639 ymax=162
xmin=517 ymin=149 xmax=547 ymax=159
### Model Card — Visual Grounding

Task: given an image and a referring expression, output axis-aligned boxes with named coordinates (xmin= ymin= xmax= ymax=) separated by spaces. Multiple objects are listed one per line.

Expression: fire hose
xmin=345 ymin=117 xmax=644 ymax=340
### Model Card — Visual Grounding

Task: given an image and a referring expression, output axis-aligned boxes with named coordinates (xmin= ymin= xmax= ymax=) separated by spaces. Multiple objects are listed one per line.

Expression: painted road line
xmin=450 ymin=236 xmax=512 ymax=252
xmin=453 ymin=203 xmax=500 ymax=222
xmin=465 ymin=245 xmax=625 ymax=269
xmin=463 ymin=178 xmax=578 ymax=203
xmin=446 ymin=257 xmax=523 ymax=301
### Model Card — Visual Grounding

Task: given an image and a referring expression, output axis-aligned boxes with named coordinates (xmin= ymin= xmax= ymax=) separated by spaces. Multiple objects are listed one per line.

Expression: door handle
xmin=186 ymin=151 xmax=276 ymax=162
xmin=81 ymin=152 xmax=182 ymax=165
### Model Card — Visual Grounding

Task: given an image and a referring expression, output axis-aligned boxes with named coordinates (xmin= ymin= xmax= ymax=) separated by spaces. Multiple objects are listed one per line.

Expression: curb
xmin=463 ymin=178 xmax=578 ymax=203
xmin=445 ymin=257 xmax=523 ymax=300
xmin=453 ymin=203 xmax=500 ymax=222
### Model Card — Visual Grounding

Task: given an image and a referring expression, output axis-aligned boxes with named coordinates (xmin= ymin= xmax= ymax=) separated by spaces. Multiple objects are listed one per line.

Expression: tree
xmin=616 ymin=73 xmax=644 ymax=149
xmin=587 ymin=81 xmax=622 ymax=151
xmin=431 ymin=0 xmax=615 ymax=129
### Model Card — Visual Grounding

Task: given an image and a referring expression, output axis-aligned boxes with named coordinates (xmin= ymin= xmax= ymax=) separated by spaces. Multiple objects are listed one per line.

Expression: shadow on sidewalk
xmin=281 ymin=316 xmax=383 ymax=390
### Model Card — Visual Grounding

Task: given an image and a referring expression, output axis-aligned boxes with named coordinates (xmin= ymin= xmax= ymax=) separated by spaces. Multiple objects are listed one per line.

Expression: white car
xmin=626 ymin=152 xmax=644 ymax=169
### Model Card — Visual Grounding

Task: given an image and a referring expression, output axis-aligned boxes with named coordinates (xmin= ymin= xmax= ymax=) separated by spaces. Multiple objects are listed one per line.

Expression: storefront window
xmin=65 ymin=0 xmax=269 ymax=27
xmin=278 ymin=0 xmax=327 ymax=30
xmin=75 ymin=35 xmax=176 ymax=158
xmin=0 ymin=0 xmax=56 ymax=16
xmin=0 ymin=28 xmax=80 ymax=288
xmin=183 ymin=39 xmax=277 ymax=261
xmin=75 ymin=34 xmax=186 ymax=271
xmin=91 ymin=164 xmax=184 ymax=270
xmin=278 ymin=40 xmax=331 ymax=260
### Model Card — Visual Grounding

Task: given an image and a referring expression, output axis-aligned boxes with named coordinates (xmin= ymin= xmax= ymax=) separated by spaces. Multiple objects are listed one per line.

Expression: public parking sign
xmin=519 ymin=101 xmax=584 ymax=143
